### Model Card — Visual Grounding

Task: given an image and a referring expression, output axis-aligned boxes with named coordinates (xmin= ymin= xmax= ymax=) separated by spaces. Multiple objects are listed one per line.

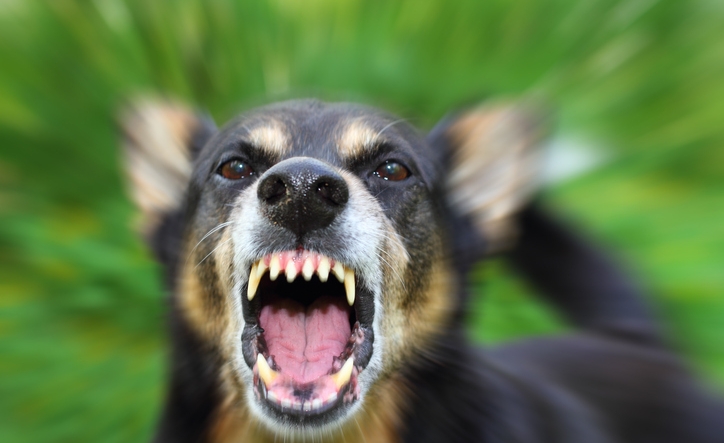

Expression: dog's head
xmin=121 ymin=99 xmax=544 ymax=436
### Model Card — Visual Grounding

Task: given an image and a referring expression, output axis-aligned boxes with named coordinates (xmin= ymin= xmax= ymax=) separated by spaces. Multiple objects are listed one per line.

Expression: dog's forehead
xmin=210 ymin=100 xmax=425 ymax=164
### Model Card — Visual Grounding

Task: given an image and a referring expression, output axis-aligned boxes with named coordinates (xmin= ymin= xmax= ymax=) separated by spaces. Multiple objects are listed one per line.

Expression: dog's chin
xmin=239 ymin=250 xmax=377 ymax=428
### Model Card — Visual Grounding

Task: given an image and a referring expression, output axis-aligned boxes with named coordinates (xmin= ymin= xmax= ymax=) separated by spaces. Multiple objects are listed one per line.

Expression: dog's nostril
xmin=259 ymin=177 xmax=288 ymax=204
xmin=316 ymin=180 xmax=349 ymax=207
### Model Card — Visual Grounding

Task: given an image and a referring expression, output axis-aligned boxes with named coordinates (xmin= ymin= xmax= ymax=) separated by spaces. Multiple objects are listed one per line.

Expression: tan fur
xmin=446 ymin=103 xmax=545 ymax=253
xmin=178 ymin=229 xmax=236 ymax=343
xmin=247 ymin=120 xmax=290 ymax=157
xmin=337 ymin=119 xmax=381 ymax=158
xmin=120 ymin=100 xmax=200 ymax=237
xmin=178 ymin=266 xmax=217 ymax=342
xmin=382 ymin=240 xmax=456 ymax=369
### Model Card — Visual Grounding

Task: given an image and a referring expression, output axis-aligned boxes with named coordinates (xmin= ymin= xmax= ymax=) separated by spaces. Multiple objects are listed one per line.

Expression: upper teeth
xmin=247 ymin=252 xmax=356 ymax=307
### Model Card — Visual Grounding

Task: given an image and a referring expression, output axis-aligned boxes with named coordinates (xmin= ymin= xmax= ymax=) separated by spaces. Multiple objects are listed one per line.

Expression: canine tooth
xmin=331 ymin=357 xmax=354 ymax=389
xmin=344 ymin=268 xmax=355 ymax=306
xmin=326 ymin=393 xmax=337 ymax=404
xmin=256 ymin=260 xmax=268 ymax=278
xmin=269 ymin=255 xmax=281 ymax=281
xmin=332 ymin=262 xmax=345 ymax=282
xmin=247 ymin=262 xmax=261 ymax=301
xmin=281 ymin=398 xmax=291 ymax=408
xmin=268 ymin=391 xmax=278 ymax=403
xmin=317 ymin=257 xmax=330 ymax=282
xmin=302 ymin=258 xmax=314 ymax=281
xmin=257 ymin=354 xmax=279 ymax=386
xmin=312 ymin=399 xmax=322 ymax=410
xmin=285 ymin=259 xmax=297 ymax=283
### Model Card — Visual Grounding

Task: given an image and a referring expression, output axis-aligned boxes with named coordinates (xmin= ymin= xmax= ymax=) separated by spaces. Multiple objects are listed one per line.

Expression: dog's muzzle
xmin=257 ymin=158 xmax=349 ymax=237
xmin=239 ymin=157 xmax=377 ymax=425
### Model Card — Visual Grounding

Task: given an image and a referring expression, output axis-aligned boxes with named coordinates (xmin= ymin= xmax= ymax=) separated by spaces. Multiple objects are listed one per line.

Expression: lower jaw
xmin=254 ymin=363 xmax=360 ymax=416
xmin=248 ymin=324 xmax=369 ymax=421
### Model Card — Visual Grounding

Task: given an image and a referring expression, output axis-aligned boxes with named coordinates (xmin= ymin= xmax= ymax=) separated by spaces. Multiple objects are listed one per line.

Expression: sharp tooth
xmin=302 ymin=257 xmax=314 ymax=281
xmin=326 ymin=393 xmax=337 ymax=404
xmin=268 ymin=391 xmax=278 ymax=403
xmin=257 ymin=354 xmax=279 ymax=386
xmin=332 ymin=261 xmax=345 ymax=282
xmin=269 ymin=255 xmax=281 ymax=281
xmin=248 ymin=262 xmax=260 ymax=301
xmin=331 ymin=357 xmax=354 ymax=389
xmin=317 ymin=257 xmax=330 ymax=282
xmin=285 ymin=259 xmax=297 ymax=283
xmin=256 ymin=259 xmax=268 ymax=278
xmin=344 ymin=268 xmax=355 ymax=306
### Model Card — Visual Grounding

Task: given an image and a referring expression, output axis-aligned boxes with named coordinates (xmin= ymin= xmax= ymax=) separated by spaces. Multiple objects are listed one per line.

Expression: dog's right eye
xmin=218 ymin=159 xmax=254 ymax=180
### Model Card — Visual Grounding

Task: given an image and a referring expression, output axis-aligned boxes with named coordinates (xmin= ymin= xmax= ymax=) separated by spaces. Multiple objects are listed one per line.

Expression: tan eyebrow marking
xmin=337 ymin=118 xmax=408 ymax=159
xmin=337 ymin=119 xmax=379 ymax=158
xmin=246 ymin=120 xmax=290 ymax=156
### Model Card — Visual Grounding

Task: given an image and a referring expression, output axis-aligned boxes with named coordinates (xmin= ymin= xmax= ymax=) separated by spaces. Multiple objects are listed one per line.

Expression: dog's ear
xmin=119 ymin=99 xmax=217 ymax=238
xmin=428 ymin=101 xmax=549 ymax=254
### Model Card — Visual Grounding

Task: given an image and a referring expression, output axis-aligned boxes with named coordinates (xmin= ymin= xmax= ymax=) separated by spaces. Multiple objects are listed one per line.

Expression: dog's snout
xmin=257 ymin=157 xmax=349 ymax=236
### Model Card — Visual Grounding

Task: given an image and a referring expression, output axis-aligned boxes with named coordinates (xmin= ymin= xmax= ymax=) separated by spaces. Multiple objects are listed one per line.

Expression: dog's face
xmin=184 ymin=100 xmax=453 ymax=430
xmin=121 ymin=99 xmax=543 ymax=437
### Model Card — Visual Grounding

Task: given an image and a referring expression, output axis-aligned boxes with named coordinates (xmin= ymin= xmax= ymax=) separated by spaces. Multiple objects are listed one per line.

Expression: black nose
xmin=257 ymin=157 xmax=349 ymax=236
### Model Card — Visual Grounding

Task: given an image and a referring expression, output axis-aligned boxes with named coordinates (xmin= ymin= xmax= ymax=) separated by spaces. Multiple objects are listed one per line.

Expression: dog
xmin=120 ymin=98 xmax=724 ymax=443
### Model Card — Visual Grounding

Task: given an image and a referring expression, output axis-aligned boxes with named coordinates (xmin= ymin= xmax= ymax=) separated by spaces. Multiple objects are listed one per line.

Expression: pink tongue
xmin=259 ymin=296 xmax=351 ymax=384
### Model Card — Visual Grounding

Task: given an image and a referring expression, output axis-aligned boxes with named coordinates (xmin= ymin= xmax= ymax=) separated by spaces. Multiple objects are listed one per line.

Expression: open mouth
xmin=241 ymin=250 xmax=374 ymax=421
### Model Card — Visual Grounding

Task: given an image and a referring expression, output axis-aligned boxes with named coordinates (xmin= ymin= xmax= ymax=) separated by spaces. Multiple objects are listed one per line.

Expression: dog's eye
xmin=373 ymin=160 xmax=410 ymax=181
xmin=218 ymin=159 xmax=254 ymax=180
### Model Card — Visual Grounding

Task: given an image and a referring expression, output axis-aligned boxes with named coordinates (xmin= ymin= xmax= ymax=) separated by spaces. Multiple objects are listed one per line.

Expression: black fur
xmin=153 ymin=303 xmax=221 ymax=443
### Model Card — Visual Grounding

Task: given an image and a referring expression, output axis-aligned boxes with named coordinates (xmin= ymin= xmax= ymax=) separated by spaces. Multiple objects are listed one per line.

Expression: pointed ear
xmin=428 ymin=101 xmax=550 ymax=254
xmin=119 ymin=98 xmax=217 ymax=238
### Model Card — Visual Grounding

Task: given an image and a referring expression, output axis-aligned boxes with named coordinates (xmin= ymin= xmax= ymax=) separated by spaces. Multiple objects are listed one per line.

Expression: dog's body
xmin=121 ymin=99 xmax=723 ymax=443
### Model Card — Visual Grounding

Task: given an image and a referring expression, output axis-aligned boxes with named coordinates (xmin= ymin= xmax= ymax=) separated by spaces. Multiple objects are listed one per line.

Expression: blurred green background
xmin=1 ymin=0 xmax=723 ymax=441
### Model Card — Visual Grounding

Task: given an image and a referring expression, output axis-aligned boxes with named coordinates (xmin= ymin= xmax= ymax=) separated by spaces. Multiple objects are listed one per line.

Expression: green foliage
xmin=1 ymin=0 xmax=723 ymax=441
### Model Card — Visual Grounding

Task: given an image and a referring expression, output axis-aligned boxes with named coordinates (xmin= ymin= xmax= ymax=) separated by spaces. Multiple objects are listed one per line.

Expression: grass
xmin=1 ymin=0 xmax=723 ymax=441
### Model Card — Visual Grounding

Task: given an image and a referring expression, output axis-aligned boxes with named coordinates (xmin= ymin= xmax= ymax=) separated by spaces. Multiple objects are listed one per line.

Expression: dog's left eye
xmin=218 ymin=159 xmax=254 ymax=180
xmin=373 ymin=160 xmax=410 ymax=181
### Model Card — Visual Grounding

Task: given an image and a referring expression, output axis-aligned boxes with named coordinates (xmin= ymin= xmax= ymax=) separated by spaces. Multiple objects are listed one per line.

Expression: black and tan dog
xmin=121 ymin=99 xmax=723 ymax=443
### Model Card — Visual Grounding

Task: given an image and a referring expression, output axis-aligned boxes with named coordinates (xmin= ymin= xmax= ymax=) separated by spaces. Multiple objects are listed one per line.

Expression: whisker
xmin=338 ymin=420 xmax=349 ymax=443
xmin=374 ymin=118 xmax=408 ymax=143
xmin=353 ymin=411 xmax=368 ymax=443
xmin=186 ymin=221 xmax=233 ymax=265
xmin=195 ymin=238 xmax=232 ymax=268
xmin=376 ymin=229 xmax=412 ymax=291
xmin=374 ymin=247 xmax=408 ymax=293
